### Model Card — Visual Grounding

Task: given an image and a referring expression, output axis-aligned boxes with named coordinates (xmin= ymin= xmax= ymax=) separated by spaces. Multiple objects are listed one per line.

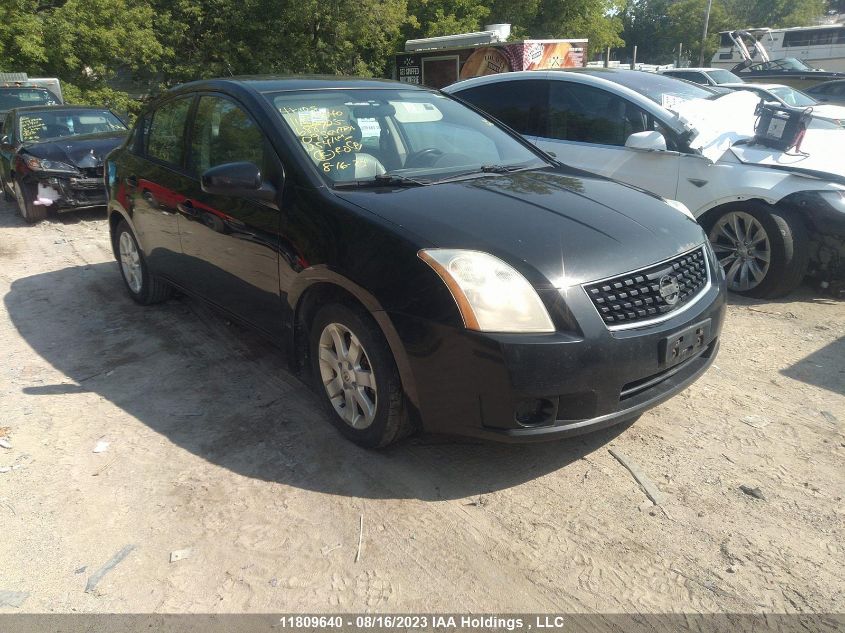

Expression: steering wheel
xmin=404 ymin=147 xmax=444 ymax=168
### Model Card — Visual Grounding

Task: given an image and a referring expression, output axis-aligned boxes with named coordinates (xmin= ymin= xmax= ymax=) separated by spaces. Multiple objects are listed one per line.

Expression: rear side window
xmin=190 ymin=96 xmax=265 ymax=175
xmin=456 ymin=80 xmax=548 ymax=137
xmin=146 ymin=97 xmax=192 ymax=166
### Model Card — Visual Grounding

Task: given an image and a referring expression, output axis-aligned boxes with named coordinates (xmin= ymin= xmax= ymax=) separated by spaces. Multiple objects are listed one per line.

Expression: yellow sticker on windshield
xmin=280 ymin=106 xmax=363 ymax=176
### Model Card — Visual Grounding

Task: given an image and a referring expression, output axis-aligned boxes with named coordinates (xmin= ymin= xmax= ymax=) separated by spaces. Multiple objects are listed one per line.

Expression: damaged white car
xmin=446 ymin=69 xmax=845 ymax=298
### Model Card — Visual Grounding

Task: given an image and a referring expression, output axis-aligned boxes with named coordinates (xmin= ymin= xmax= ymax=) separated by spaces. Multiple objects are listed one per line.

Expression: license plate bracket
xmin=660 ymin=319 xmax=711 ymax=368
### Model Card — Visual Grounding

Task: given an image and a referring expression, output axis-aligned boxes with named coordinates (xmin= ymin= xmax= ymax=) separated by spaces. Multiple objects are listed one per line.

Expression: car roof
xmin=168 ymin=75 xmax=429 ymax=96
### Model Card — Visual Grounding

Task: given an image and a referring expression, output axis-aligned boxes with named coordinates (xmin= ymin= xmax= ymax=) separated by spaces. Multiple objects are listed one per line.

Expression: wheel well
xmin=697 ymin=198 xmax=809 ymax=233
xmin=108 ymin=212 xmax=124 ymax=259
xmin=292 ymin=282 xmax=373 ymax=374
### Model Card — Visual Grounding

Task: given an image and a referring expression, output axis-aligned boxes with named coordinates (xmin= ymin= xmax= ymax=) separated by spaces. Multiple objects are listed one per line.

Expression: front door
xmin=531 ymin=81 xmax=682 ymax=201
xmin=177 ymin=94 xmax=284 ymax=337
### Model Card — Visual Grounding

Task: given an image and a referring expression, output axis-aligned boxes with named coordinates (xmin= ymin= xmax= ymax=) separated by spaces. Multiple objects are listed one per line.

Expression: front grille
xmin=80 ymin=167 xmax=102 ymax=179
xmin=584 ymin=247 xmax=709 ymax=327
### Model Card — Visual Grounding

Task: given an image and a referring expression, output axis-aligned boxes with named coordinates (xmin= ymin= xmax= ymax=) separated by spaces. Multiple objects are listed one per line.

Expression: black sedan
xmin=1 ymin=105 xmax=127 ymax=222
xmin=106 ymin=77 xmax=726 ymax=447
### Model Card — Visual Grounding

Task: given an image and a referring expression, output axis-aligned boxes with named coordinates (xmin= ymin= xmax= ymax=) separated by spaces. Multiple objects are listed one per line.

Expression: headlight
xmin=418 ymin=249 xmax=555 ymax=333
xmin=663 ymin=198 xmax=696 ymax=220
xmin=24 ymin=156 xmax=79 ymax=172
xmin=818 ymin=190 xmax=845 ymax=213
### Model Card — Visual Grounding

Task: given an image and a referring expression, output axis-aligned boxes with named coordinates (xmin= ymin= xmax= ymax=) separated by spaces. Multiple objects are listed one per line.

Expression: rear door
xmin=126 ymin=95 xmax=195 ymax=283
xmin=177 ymin=93 xmax=285 ymax=336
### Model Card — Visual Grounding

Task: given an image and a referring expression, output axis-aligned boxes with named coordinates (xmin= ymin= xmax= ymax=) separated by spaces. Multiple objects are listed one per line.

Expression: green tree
xmin=489 ymin=0 xmax=625 ymax=53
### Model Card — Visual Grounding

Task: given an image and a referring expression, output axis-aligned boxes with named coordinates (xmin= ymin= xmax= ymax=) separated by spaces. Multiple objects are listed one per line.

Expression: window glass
xmin=548 ymin=83 xmax=637 ymax=146
xmin=0 ymin=88 xmax=57 ymax=112
xmin=146 ymin=97 xmax=192 ymax=166
xmin=783 ymin=28 xmax=842 ymax=47
xmin=2 ymin=113 xmax=13 ymax=139
xmin=190 ymin=96 xmax=265 ymax=175
xmin=671 ymin=72 xmax=705 ymax=83
xmin=706 ymin=69 xmax=742 ymax=84
xmin=267 ymin=89 xmax=546 ymax=184
xmin=17 ymin=109 xmax=125 ymax=142
xmin=596 ymin=71 xmax=717 ymax=105
xmin=454 ymin=80 xmax=548 ymax=136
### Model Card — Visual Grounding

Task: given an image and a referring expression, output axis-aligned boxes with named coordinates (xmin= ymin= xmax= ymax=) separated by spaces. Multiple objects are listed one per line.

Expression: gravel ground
xmin=0 ymin=200 xmax=842 ymax=614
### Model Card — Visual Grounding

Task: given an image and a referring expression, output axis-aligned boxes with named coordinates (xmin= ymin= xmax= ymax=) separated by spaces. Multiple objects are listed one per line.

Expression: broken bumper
xmin=31 ymin=174 xmax=107 ymax=211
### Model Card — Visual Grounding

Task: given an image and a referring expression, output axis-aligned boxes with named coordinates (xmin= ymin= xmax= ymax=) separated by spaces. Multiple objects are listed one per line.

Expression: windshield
xmin=265 ymin=88 xmax=548 ymax=185
xmin=18 ymin=109 xmax=126 ymax=143
xmin=588 ymin=71 xmax=718 ymax=108
xmin=0 ymin=88 xmax=57 ymax=112
xmin=751 ymin=58 xmax=816 ymax=72
xmin=768 ymin=86 xmax=817 ymax=107
xmin=707 ymin=69 xmax=743 ymax=84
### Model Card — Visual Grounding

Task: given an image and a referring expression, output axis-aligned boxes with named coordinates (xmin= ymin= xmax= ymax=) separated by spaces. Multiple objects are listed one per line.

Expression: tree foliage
xmin=622 ymin=0 xmax=827 ymax=65
xmin=0 ymin=0 xmax=830 ymax=110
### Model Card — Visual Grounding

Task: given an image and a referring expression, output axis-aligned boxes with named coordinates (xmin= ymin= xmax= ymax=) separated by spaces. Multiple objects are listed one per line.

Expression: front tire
xmin=13 ymin=178 xmax=47 ymax=223
xmin=705 ymin=202 xmax=809 ymax=298
xmin=310 ymin=303 xmax=412 ymax=448
xmin=114 ymin=220 xmax=172 ymax=305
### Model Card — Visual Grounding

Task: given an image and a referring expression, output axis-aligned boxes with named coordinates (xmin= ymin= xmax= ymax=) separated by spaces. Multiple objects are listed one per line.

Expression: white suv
xmin=446 ymin=69 xmax=845 ymax=297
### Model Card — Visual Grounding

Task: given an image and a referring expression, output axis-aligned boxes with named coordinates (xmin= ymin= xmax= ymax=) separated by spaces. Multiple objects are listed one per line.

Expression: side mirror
xmin=201 ymin=161 xmax=277 ymax=202
xmin=0 ymin=135 xmax=9 ymax=146
xmin=625 ymin=130 xmax=668 ymax=152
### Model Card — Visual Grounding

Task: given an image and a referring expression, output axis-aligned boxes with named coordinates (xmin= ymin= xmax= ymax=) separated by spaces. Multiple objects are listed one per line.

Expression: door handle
xmin=125 ymin=175 xmax=138 ymax=187
xmin=177 ymin=200 xmax=198 ymax=218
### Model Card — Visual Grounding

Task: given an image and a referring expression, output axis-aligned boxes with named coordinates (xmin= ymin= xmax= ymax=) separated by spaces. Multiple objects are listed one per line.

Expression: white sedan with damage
xmin=446 ymin=69 xmax=845 ymax=297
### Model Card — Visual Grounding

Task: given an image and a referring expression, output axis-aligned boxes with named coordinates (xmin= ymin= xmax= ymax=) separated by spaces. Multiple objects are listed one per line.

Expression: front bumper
xmin=30 ymin=174 xmax=107 ymax=212
xmin=390 ymin=256 xmax=727 ymax=443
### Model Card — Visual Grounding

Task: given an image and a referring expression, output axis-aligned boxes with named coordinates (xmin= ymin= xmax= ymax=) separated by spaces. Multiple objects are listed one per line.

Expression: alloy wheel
xmin=118 ymin=231 xmax=143 ymax=294
xmin=318 ymin=322 xmax=377 ymax=429
xmin=708 ymin=211 xmax=771 ymax=292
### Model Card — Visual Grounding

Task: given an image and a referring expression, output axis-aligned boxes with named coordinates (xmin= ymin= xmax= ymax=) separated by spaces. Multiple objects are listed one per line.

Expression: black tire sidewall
xmin=309 ymin=303 xmax=402 ymax=448
xmin=706 ymin=203 xmax=807 ymax=298
xmin=13 ymin=178 xmax=40 ymax=223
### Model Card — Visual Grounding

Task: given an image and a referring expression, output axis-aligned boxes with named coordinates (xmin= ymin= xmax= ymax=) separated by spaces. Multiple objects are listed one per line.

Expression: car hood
xmin=21 ymin=131 xmax=127 ymax=170
xmin=811 ymin=103 xmax=845 ymax=121
xmin=334 ymin=168 xmax=706 ymax=288
xmin=666 ymin=91 xmax=845 ymax=180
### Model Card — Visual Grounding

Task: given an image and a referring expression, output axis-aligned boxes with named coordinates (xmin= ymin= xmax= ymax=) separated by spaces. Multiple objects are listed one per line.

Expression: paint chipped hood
xmin=666 ymin=91 xmax=845 ymax=182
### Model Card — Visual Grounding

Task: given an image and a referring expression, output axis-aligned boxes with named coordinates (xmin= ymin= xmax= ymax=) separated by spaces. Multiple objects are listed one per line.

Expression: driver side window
xmin=548 ymin=82 xmax=677 ymax=150
xmin=190 ymin=96 xmax=265 ymax=175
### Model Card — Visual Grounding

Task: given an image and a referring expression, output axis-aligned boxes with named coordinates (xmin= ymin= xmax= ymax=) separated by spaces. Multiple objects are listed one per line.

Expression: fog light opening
xmin=514 ymin=398 xmax=555 ymax=427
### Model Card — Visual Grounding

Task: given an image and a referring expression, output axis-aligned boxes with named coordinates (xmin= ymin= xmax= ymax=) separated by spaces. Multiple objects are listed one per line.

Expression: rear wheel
xmin=310 ymin=303 xmax=412 ymax=448
xmin=705 ymin=202 xmax=809 ymax=298
xmin=114 ymin=220 xmax=172 ymax=305
xmin=13 ymin=178 xmax=47 ymax=223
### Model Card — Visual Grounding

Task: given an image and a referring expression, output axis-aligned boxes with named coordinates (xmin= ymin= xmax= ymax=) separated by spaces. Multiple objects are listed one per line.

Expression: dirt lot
xmin=0 ymin=198 xmax=843 ymax=615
